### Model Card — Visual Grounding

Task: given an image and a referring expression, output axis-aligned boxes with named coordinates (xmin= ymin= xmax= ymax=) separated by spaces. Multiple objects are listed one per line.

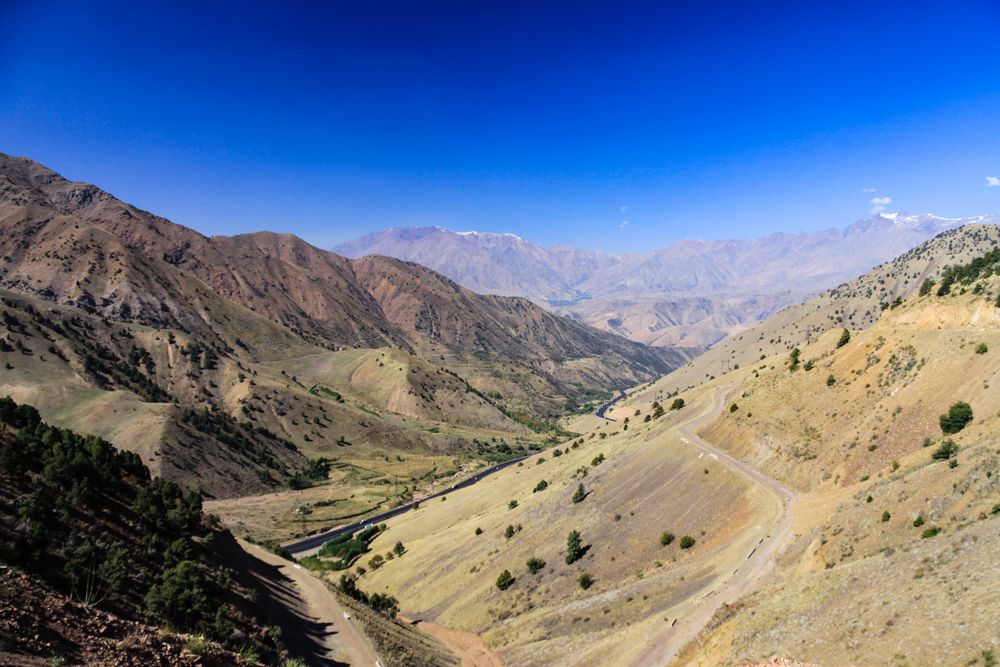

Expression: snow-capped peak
xmin=448 ymin=228 xmax=524 ymax=241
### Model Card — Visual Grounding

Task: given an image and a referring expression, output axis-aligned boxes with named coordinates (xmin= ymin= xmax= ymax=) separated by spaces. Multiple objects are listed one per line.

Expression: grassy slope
xmin=668 ymin=276 xmax=1000 ymax=666
xmin=322 ymin=383 xmax=778 ymax=666
xmin=1 ymin=288 xmax=550 ymax=508
xmin=343 ymin=227 xmax=1000 ymax=667
xmin=658 ymin=224 xmax=1000 ymax=397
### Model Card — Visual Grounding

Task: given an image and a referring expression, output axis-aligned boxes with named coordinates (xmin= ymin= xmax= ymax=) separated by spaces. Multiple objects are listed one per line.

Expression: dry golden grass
xmin=337 ymin=383 xmax=780 ymax=666
xmin=672 ymin=274 xmax=1000 ymax=666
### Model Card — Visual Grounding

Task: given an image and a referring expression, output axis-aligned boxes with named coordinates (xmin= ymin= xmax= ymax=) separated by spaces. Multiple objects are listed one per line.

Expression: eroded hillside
xmin=647 ymin=243 xmax=1000 ymax=665
xmin=302 ymin=381 xmax=784 ymax=666
xmin=0 ymin=152 xmax=684 ymax=506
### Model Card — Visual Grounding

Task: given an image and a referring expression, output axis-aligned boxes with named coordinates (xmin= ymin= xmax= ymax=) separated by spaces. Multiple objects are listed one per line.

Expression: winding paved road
xmin=284 ymin=456 xmax=527 ymax=555
xmin=635 ymin=386 xmax=798 ymax=666
xmin=595 ymin=389 xmax=627 ymax=421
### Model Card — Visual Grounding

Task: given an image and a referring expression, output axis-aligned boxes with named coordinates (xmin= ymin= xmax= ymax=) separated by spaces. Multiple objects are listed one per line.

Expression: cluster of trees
xmin=836 ymin=328 xmax=851 ymax=348
xmin=936 ymin=247 xmax=1000 ymax=296
xmin=659 ymin=531 xmax=695 ymax=549
xmin=1 ymin=301 xmax=172 ymax=403
xmin=82 ymin=340 xmax=171 ymax=402
xmin=471 ymin=438 xmax=530 ymax=463
xmin=495 ymin=570 xmax=515 ymax=590
xmin=0 ymin=398 xmax=148 ymax=505
xmin=180 ymin=407 xmax=296 ymax=473
xmin=496 ymin=530 xmax=588 ymax=592
xmin=0 ymin=397 xmax=262 ymax=650
xmin=566 ymin=530 xmax=584 ymax=564
xmin=931 ymin=439 xmax=959 ymax=460
xmin=939 ymin=402 xmax=973 ymax=434
xmin=180 ymin=340 xmax=221 ymax=370
xmin=127 ymin=345 xmax=157 ymax=377
xmin=287 ymin=457 xmax=332 ymax=489
xmin=369 ymin=545 xmax=405 ymax=571
xmin=318 ymin=525 xmax=385 ymax=569
xmin=339 ymin=574 xmax=399 ymax=617
xmin=788 ymin=348 xmax=801 ymax=372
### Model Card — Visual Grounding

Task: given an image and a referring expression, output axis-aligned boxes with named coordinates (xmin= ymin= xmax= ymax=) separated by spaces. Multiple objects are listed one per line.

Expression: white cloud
xmin=861 ymin=187 xmax=877 ymax=193
xmin=619 ymin=219 xmax=629 ymax=229
xmin=870 ymin=196 xmax=892 ymax=214
xmin=987 ymin=176 xmax=1000 ymax=187
xmin=620 ymin=205 xmax=629 ymax=213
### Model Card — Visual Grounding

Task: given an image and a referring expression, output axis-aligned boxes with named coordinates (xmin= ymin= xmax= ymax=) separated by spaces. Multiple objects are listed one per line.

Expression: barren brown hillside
xmin=657 ymin=224 xmax=1000 ymax=397
xmin=335 ymin=216 xmax=991 ymax=352
xmin=309 ymin=381 xmax=783 ymax=666
xmin=0 ymin=152 xmax=685 ymax=501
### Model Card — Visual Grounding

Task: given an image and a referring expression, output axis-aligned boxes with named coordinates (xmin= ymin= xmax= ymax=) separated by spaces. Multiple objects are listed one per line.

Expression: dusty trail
xmin=400 ymin=616 xmax=504 ymax=667
xmin=239 ymin=539 xmax=380 ymax=667
xmin=634 ymin=386 xmax=798 ymax=667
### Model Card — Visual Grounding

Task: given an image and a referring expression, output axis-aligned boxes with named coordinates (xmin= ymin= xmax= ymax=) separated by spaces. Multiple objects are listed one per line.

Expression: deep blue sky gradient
xmin=2 ymin=1 xmax=1000 ymax=251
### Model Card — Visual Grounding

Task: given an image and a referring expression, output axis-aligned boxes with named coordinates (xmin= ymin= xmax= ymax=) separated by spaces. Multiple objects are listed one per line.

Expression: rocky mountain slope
xmin=335 ymin=215 xmax=994 ymax=350
xmin=658 ymin=223 xmax=1000 ymax=396
xmin=659 ymin=241 xmax=1000 ymax=666
xmin=297 ymin=381 xmax=772 ymax=666
xmin=0 ymin=152 xmax=684 ymax=500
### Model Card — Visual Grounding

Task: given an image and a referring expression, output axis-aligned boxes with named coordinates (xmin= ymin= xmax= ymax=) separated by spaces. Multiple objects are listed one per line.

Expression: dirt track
xmin=239 ymin=539 xmax=380 ymax=666
xmin=634 ymin=386 xmax=798 ymax=666
xmin=401 ymin=617 xmax=504 ymax=667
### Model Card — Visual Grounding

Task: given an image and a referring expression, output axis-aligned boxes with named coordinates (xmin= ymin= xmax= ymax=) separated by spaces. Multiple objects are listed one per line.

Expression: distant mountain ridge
xmin=334 ymin=214 xmax=996 ymax=349
xmin=656 ymin=222 xmax=1000 ymax=397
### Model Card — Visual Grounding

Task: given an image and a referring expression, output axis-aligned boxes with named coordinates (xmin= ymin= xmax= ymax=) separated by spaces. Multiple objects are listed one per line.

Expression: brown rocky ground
xmin=0 ymin=568 xmax=254 ymax=667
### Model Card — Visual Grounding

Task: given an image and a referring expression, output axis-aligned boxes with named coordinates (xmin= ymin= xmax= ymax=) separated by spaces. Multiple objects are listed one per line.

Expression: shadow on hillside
xmin=212 ymin=532 xmax=348 ymax=667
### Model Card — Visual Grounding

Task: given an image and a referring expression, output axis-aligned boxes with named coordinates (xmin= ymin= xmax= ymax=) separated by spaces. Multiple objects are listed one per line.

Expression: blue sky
xmin=2 ymin=1 xmax=1000 ymax=252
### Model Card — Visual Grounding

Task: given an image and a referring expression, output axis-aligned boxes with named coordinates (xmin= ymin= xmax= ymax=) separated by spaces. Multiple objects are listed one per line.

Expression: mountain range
xmin=345 ymin=220 xmax=1000 ymax=666
xmin=0 ymin=152 xmax=684 ymax=498
xmin=335 ymin=214 xmax=996 ymax=350
xmin=4 ymin=150 xmax=1000 ymax=666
